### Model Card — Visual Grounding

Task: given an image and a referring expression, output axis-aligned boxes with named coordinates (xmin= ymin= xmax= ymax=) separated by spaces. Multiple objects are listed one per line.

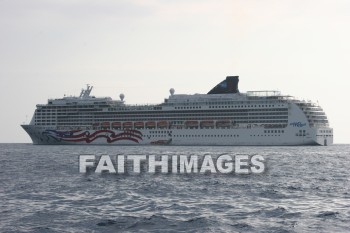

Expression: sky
xmin=1 ymin=0 xmax=349 ymax=143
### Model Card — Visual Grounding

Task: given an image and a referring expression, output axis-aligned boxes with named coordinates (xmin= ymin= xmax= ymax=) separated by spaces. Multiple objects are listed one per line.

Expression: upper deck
xmin=28 ymin=76 xmax=329 ymax=129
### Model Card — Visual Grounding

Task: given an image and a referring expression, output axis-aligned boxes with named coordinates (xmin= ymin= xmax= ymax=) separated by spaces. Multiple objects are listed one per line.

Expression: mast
xmin=79 ymin=84 xmax=93 ymax=98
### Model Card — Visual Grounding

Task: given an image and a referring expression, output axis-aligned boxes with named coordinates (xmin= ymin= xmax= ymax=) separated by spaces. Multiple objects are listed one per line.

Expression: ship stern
xmin=311 ymin=127 xmax=334 ymax=146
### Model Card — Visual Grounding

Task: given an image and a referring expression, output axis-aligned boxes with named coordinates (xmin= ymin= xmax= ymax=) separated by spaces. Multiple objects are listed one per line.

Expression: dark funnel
xmin=207 ymin=76 xmax=239 ymax=94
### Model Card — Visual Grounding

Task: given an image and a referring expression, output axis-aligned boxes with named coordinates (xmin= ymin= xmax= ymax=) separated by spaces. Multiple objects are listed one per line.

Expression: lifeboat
xmin=216 ymin=120 xmax=231 ymax=128
xmin=157 ymin=121 xmax=168 ymax=129
xmin=111 ymin=122 xmax=122 ymax=129
xmin=145 ymin=121 xmax=156 ymax=129
xmin=134 ymin=122 xmax=144 ymax=129
xmin=123 ymin=122 xmax=133 ymax=129
xmin=101 ymin=122 xmax=110 ymax=128
xmin=185 ymin=121 xmax=199 ymax=128
xmin=92 ymin=122 xmax=100 ymax=127
xmin=200 ymin=120 xmax=214 ymax=128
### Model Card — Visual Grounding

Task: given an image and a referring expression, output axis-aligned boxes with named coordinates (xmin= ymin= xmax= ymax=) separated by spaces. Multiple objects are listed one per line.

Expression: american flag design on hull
xmin=42 ymin=129 xmax=143 ymax=144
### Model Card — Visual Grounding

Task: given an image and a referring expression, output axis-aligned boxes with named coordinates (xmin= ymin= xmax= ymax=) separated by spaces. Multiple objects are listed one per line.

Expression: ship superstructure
xmin=22 ymin=76 xmax=333 ymax=146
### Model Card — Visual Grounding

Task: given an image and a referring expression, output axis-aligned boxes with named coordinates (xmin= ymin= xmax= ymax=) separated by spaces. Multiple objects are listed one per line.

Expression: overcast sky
xmin=1 ymin=0 xmax=349 ymax=143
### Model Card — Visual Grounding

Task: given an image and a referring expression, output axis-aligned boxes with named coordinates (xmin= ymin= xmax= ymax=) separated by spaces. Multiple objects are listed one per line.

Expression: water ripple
xmin=0 ymin=144 xmax=350 ymax=232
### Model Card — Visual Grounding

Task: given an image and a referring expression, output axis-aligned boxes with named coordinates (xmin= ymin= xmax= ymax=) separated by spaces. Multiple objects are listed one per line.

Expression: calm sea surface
xmin=0 ymin=144 xmax=349 ymax=233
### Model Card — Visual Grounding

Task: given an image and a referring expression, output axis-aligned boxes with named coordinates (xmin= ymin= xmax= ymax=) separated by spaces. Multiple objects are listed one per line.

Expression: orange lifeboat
xmin=185 ymin=121 xmax=199 ymax=128
xmin=216 ymin=120 xmax=231 ymax=128
xmin=200 ymin=120 xmax=215 ymax=128
xmin=111 ymin=122 xmax=122 ymax=129
xmin=134 ymin=122 xmax=144 ymax=129
xmin=157 ymin=121 xmax=168 ymax=129
xmin=145 ymin=121 xmax=156 ymax=129
xmin=123 ymin=122 xmax=133 ymax=129
xmin=101 ymin=122 xmax=110 ymax=129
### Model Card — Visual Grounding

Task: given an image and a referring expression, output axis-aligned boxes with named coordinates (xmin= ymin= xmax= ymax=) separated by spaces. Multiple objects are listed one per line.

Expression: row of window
xmin=50 ymin=112 xmax=288 ymax=117
xmin=306 ymin=112 xmax=327 ymax=116
xmin=37 ymin=120 xmax=289 ymax=126
xmin=174 ymin=104 xmax=285 ymax=110
xmin=147 ymin=134 xmax=284 ymax=138
xmin=54 ymin=116 xmax=288 ymax=120
xmin=35 ymin=111 xmax=289 ymax=119
xmin=175 ymin=106 xmax=202 ymax=109
xmin=35 ymin=112 xmax=290 ymax=119
xmin=250 ymin=134 xmax=282 ymax=137
xmin=173 ymin=134 xmax=240 ymax=138
xmin=208 ymin=104 xmax=285 ymax=109
xmin=51 ymin=120 xmax=288 ymax=124
xmin=307 ymin=116 xmax=327 ymax=119
xmin=264 ymin=130 xmax=285 ymax=133
xmin=37 ymin=107 xmax=289 ymax=114
xmin=150 ymin=131 xmax=172 ymax=134
xmin=36 ymin=115 xmax=289 ymax=121
xmin=309 ymin=120 xmax=328 ymax=123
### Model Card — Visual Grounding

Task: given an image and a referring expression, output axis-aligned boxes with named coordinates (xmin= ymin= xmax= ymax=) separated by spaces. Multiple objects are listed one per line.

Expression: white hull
xmin=22 ymin=125 xmax=333 ymax=146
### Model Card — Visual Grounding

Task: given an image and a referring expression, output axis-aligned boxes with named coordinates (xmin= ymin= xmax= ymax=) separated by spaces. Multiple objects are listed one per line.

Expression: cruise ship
xmin=21 ymin=76 xmax=333 ymax=146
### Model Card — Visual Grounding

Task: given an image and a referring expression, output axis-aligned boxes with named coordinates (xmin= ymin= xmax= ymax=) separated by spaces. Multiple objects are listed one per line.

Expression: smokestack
xmin=207 ymin=76 xmax=239 ymax=94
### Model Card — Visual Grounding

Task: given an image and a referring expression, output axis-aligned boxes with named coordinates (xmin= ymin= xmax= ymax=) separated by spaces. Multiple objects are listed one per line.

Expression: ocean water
xmin=0 ymin=144 xmax=349 ymax=233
